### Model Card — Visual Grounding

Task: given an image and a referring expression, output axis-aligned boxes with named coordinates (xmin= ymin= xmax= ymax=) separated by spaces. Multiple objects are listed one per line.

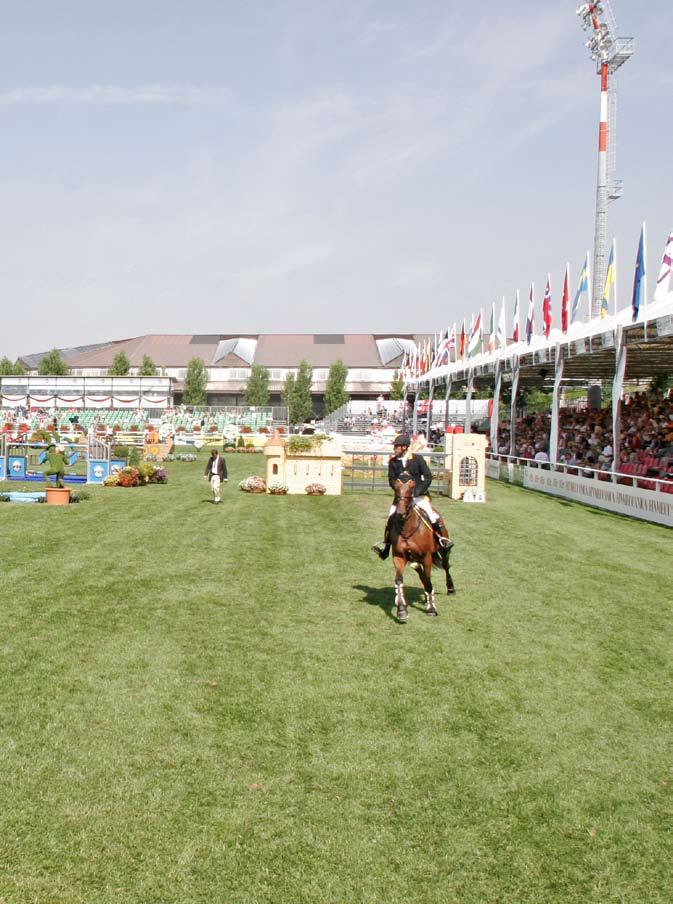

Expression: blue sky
xmin=1 ymin=1 xmax=671 ymax=360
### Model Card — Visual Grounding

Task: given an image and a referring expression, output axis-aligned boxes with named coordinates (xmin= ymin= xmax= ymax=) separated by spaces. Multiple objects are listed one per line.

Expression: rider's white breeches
xmin=388 ymin=496 xmax=438 ymax=521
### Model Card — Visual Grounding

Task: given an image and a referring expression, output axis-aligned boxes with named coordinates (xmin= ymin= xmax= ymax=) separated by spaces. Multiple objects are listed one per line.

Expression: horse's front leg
xmin=419 ymin=552 xmax=438 ymax=616
xmin=393 ymin=555 xmax=408 ymax=623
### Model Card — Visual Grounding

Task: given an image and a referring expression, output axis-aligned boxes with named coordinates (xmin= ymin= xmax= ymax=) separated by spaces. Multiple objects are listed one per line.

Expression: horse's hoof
xmin=426 ymin=607 xmax=439 ymax=616
xmin=447 ymin=587 xmax=456 ymax=595
xmin=396 ymin=609 xmax=408 ymax=623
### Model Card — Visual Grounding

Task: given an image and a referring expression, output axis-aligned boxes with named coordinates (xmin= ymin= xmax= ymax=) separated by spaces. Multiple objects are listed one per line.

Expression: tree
xmin=0 ymin=356 xmax=16 ymax=376
xmin=109 ymin=351 xmax=131 ymax=376
xmin=13 ymin=360 xmax=25 ymax=375
xmin=282 ymin=372 xmax=296 ymax=423
xmin=389 ymin=370 xmax=405 ymax=400
xmin=38 ymin=348 xmax=68 ymax=375
xmin=183 ymin=357 xmax=208 ymax=406
xmin=245 ymin=364 xmax=270 ymax=406
xmin=324 ymin=360 xmax=349 ymax=414
xmin=139 ymin=355 xmax=157 ymax=376
xmin=293 ymin=359 xmax=314 ymax=423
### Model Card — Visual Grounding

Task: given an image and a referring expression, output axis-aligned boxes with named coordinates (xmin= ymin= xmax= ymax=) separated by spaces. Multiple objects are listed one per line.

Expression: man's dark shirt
xmin=388 ymin=452 xmax=432 ymax=495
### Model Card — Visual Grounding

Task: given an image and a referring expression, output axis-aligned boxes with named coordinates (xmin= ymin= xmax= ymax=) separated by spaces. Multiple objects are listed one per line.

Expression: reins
xmin=393 ymin=493 xmax=427 ymax=541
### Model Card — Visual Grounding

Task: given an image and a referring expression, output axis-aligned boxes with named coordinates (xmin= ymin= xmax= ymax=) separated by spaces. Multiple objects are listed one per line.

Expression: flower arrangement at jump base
xmin=267 ymin=481 xmax=288 ymax=495
xmin=305 ymin=482 xmax=327 ymax=496
xmin=163 ymin=453 xmax=196 ymax=462
xmin=239 ymin=475 xmax=267 ymax=494
xmin=103 ymin=464 xmax=168 ymax=487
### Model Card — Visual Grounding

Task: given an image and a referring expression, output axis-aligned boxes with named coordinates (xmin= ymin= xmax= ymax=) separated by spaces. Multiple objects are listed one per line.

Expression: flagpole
xmin=643 ymin=221 xmax=649 ymax=342
xmin=613 ymin=237 xmax=618 ymax=318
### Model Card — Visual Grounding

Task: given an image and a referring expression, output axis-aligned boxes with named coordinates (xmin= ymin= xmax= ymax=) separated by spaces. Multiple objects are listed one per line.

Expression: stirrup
xmin=371 ymin=543 xmax=390 ymax=560
xmin=437 ymin=536 xmax=453 ymax=550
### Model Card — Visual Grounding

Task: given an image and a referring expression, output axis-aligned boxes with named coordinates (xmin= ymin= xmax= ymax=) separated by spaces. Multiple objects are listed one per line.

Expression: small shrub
xmin=127 ymin=447 xmax=141 ymax=467
xmin=103 ymin=474 xmax=120 ymax=487
xmin=287 ymin=435 xmax=326 ymax=455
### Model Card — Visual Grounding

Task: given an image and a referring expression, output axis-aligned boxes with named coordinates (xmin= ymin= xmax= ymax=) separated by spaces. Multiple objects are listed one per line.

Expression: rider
xmin=371 ymin=432 xmax=453 ymax=560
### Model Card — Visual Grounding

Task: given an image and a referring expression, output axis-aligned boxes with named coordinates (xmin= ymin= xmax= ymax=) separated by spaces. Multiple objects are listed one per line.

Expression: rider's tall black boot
xmin=372 ymin=516 xmax=393 ymax=560
xmin=433 ymin=515 xmax=454 ymax=550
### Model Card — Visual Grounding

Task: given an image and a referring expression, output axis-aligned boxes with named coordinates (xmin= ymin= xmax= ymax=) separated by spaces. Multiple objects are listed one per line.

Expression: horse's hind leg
xmin=443 ymin=549 xmax=456 ymax=595
xmin=393 ymin=557 xmax=408 ymax=623
xmin=419 ymin=553 xmax=438 ymax=616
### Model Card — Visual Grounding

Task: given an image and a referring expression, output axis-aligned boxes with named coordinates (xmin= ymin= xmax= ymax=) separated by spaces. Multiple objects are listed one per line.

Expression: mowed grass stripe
xmin=0 ymin=452 xmax=671 ymax=903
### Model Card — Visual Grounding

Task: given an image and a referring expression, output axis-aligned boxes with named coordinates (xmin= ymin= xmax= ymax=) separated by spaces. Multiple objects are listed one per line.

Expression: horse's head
xmin=394 ymin=477 xmax=415 ymax=518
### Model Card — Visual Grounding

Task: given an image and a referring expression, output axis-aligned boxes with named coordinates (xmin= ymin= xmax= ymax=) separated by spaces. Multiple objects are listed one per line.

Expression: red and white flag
xmin=526 ymin=284 xmax=535 ymax=344
xmin=512 ymin=290 xmax=520 ymax=342
xmin=561 ymin=263 xmax=570 ymax=333
xmin=542 ymin=274 xmax=552 ymax=338
xmin=654 ymin=231 xmax=673 ymax=302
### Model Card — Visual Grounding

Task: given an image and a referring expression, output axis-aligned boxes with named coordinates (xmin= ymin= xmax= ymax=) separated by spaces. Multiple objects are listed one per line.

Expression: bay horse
xmin=390 ymin=477 xmax=455 ymax=623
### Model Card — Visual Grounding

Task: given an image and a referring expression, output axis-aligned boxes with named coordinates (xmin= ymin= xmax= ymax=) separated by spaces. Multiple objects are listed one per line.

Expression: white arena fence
xmin=486 ymin=453 xmax=673 ymax=528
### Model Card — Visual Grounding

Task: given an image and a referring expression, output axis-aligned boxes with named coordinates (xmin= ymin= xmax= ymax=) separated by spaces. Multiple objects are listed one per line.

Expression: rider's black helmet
xmin=393 ymin=433 xmax=411 ymax=448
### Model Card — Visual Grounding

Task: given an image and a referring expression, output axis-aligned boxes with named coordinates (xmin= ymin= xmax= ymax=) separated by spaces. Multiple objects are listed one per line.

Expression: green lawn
xmin=0 ymin=452 xmax=671 ymax=903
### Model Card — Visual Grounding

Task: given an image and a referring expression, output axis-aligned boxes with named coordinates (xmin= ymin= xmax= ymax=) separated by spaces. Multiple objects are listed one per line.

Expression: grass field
xmin=1 ymin=451 xmax=671 ymax=903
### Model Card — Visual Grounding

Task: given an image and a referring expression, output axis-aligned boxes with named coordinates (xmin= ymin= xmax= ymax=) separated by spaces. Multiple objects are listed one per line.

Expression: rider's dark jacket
xmin=388 ymin=452 xmax=432 ymax=495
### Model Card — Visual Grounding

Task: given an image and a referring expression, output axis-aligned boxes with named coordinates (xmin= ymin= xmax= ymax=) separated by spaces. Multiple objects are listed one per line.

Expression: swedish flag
xmin=600 ymin=241 xmax=615 ymax=318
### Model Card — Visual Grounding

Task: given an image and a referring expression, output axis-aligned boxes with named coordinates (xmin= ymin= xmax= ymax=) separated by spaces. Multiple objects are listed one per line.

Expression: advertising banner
xmin=523 ymin=468 xmax=673 ymax=528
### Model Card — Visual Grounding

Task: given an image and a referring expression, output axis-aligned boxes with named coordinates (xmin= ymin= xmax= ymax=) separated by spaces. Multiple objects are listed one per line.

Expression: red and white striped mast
xmin=577 ymin=3 xmax=633 ymax=318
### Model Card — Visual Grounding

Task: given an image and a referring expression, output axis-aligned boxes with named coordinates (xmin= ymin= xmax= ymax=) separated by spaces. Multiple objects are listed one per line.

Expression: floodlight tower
xmin=577 ymin=2 xmax=633 ymax=317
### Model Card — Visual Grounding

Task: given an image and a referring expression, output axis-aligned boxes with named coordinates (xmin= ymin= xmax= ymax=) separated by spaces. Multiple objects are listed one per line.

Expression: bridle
xmin=393 ymin=479 xmax=423 ymax=540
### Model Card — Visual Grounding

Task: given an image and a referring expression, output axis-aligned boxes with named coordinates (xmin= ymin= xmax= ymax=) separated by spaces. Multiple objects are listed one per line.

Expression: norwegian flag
xmin=526 ymin=283 xmax=535 ymax=344
xmin=654 ymin=231 xmax=673 ymax=302
xmin=561 ymin=264 xmax=570 ymax=333
xmin=512 ymin=290 xmax=520 ymax=342
xmin=542 ymin=274 xmax=552 ymax=338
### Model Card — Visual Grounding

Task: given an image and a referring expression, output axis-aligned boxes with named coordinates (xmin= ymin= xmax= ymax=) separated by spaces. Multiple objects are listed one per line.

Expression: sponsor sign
xmin=487 ymin=459 xmax=673 ymax=527
xmin=523 ymin=468 xmax=673 ymax=528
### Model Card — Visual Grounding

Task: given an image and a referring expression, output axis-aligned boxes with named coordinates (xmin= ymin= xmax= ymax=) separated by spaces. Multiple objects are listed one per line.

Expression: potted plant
xmin=239 ymin=476 xmax=267 ymax=494
xmin=305 ymin=482 xmax=327 ymax=496
xmin=267 ymin=481 xmax=288 ymax=495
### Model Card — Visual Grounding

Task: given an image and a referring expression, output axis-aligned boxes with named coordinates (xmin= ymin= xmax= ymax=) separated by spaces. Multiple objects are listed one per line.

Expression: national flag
xmin=600 ymin=239 xmax=616 ymax=318
xmin=497 ymin=297 xmax=506 ymax=348
xmin=468 ymin=310 xmax=483 ymax=357
xmin=487 ymin=304 xmax=496 ymax=354
xmin=542 ymin=274 xmax=552 ymax=338
xmin=631 ymin=223 xmax=646 ymax=322
xmin=526 ymin=283 xmax=535 ymax=344
xmin=459 ymin=320 xmax=466 ymax=360
xmin=512 ymin=290 xmax=520 ymax=342
xmin=447 ymin=323 xmax=457 ymax=354
xmin=561 ymin=263 xmax=570 ymax=333
xmin=571 ymin=251 xmax=590 ymax=324
xmin=654 ymin=230 xmax=673 ymax=302
xmin=433 ymin=330 xmax=452 ymax=368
